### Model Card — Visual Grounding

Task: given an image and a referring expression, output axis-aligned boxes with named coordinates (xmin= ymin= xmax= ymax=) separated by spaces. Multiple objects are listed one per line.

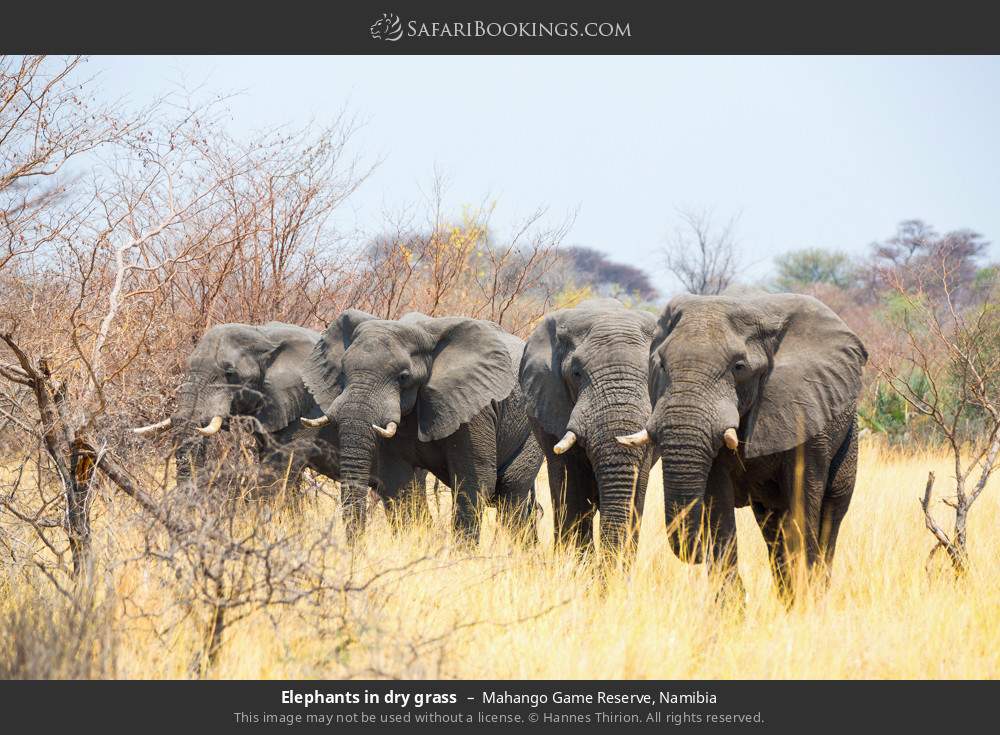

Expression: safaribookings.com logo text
xmin=370 ymin=13 xmax=631 ymax=42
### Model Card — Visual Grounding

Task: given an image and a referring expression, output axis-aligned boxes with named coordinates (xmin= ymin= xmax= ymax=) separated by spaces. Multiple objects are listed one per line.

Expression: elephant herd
xmin=134 ymin=293 xmax=867 ymax=599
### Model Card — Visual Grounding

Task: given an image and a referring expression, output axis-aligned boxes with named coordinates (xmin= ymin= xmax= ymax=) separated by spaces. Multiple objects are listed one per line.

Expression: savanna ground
xmin=1 ymin=440 xmax=997 ymax=680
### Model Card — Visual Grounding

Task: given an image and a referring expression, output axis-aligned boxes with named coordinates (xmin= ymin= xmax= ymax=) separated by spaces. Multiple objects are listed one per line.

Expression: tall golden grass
xmin=2 ymin=440 xmax=998 ymax=679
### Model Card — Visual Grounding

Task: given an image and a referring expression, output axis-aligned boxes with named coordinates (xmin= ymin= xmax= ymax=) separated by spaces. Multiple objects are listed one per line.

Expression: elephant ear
xmin=743 ymin=294 xmax=868 ymax=459
xmin=519 ymin=312 xmax=573 ymax=437
xmin=648 ymin=295 xmax=691 ymax=400
xmin=301 ymin=310 xmax=377 ymax=414
xmin=414 ymin=316 xmax=517 ymax=442
xmin=256 ymin=324 xmax=318 ymax=433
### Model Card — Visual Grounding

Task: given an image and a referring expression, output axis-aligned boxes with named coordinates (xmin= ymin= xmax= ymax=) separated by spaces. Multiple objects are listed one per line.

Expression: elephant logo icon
xmin=370 ymin=13 xmax=403 ymax=42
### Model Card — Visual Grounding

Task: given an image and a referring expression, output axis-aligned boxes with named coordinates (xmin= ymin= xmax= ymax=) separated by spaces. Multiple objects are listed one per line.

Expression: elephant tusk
xmin=132 ymin=417 xmax=172 ymax=435
xmin=616 ymin=429 xmax=650 ymax=447
xmin=196 ymin=415 xmax=223 ymax=436
xmin=301 ymin=415 xmax=330 ymax=428
xmin=553 ymin=431 xmax=577 ymax=454
xmin=372 ymin=421 xmax=397 ymax=438
xmin=723 ymin=428 xmax=739 ymax=450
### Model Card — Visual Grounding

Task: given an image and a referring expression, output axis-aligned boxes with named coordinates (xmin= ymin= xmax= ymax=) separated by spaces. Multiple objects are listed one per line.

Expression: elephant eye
xmin=398 ymin=370 xmax=411 ymax=385
xmin=732 ymin=360 xmax=749 ymax=374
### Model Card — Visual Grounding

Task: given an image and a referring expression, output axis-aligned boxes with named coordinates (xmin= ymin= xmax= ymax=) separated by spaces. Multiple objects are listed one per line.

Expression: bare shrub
xmin=0 ymin=579 xmax=118 ymax=679
xmin=874 ymin=247 xmax=1000 ymax=575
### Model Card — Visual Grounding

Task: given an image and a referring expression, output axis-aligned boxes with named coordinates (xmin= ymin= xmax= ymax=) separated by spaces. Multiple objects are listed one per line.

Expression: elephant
xmin=519 ymin=298 xmax=658 ymax=560
xmin=301 ymin=310 xmax=543 ymax=544
xmin=635 ymin=293 xmax=867 ymax=600
xmin=132 ymin=322 xmax=428 ymax=513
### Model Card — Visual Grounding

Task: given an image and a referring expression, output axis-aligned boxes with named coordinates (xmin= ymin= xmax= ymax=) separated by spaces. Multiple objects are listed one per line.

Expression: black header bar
xmin=2 ymin=1 xmax=998 ymax=54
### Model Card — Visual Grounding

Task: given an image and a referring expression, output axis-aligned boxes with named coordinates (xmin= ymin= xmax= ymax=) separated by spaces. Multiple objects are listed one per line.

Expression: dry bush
xmin=874 ymin=248 xmax=1000 ymax=575
xmin=0 ymin=578 xmax=118 ymax=679
xmin=0 ymin=422 xmax=524 ymax=679
xmin=349 ymin=179 xmax=569 ymax=337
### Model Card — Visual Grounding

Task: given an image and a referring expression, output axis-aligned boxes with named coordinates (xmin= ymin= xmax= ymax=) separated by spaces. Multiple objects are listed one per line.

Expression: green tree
xmin=773 ymin=248 xmax=857 ymax=291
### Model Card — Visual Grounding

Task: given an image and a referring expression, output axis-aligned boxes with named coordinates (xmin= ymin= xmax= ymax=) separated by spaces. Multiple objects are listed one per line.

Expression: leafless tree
xmin=1 ymin=56 xmax=152 ymax=273
xmin=663 ymin=207 xmax=740 ymax=295
xmin=874 ymin=249 xmax=1000 ymax=576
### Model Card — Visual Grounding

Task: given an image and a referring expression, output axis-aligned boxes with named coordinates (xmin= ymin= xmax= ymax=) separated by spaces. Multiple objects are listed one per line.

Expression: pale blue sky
xmin=92 ymin=55 xmax=1000 ymax=289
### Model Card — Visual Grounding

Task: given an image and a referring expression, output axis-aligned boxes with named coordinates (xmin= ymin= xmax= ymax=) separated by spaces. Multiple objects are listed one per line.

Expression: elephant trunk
xmin=171 ymin=377 xmax=211 ymax=488
xmin=334 ymin=384 xmax=398 ymax=544
xmin=338 ymin=415 xmax=377 ymax=545
xmin=171 ymin=372 xmax=237 ymax=491
xmin=657 ymin=404 xmax=721 ymax=565
xmin=578 ymin=374 xmax=653 ymax=559
xmin=592 ymin=438 xmax=646 ymax=556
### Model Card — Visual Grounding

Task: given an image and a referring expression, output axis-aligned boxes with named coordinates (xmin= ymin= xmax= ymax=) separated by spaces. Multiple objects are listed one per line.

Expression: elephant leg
xmin=408 ymin=468 xmax=432 ymax=523
xmin=494 ymin=486 xmax=536 ymax=544
xmin=780 ymin=444 xmax=828 ymax=588
xmin=816 ymin=495 xmax=849 ymax=589
xmin=446 ymin=423 xmax=498 ymax=545
xmin=704 ymin=460 xmax=744 ymax=604
xmin=818 ymin=425 xmax=858 ymax=582
xmin=253 ymin=429 xmax=288 ymax=491
xmin=257 ymin=444 xmax=307 ymax=501
xmin=495 ymin=445 xmax=542 ymax=544
xmin=379 ymin=457 xmax=431 ymax=531
xmin=752 ymin=500 xmax=794 ymax=601
xmin=546 ymin=453 xmax=597 ymax=554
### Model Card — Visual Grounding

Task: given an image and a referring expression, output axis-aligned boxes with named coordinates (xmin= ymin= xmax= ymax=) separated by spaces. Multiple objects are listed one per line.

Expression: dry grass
xmin=2 ymin=440 xmax=998 ymax=679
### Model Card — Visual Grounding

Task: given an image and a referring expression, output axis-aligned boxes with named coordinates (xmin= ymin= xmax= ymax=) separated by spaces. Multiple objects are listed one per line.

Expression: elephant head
xmin=302 ymin=310 xmax=517 ymax=540
xmin=133 ymin=322 xmax=317 ymax=484
xmin=519 ymin=298 xmax=657 ymax=552
xmin=639 ymin=293 xmax=867 ymax=561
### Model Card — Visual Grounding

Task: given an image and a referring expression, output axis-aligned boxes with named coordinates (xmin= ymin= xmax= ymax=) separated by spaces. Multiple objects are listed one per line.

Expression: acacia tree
xmin=874 ymin=245 xmax=1000 ymax=576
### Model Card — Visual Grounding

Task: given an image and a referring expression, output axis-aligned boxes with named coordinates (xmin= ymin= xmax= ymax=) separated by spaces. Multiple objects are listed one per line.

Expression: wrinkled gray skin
xmin=166 ymin=322 xmax=426 ymax=509
xmin=303 ymin=310 xmax=543 ymax=544
xmin=645 ymin=293 xmax=867 ymax=600
xmin=520 ymin=299 xmax=658 ymax=560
